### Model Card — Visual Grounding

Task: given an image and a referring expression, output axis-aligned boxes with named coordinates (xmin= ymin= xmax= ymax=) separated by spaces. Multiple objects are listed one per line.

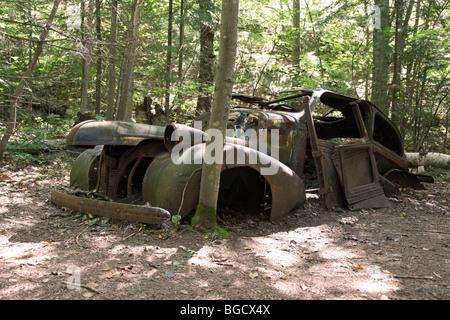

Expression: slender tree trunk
xmin=412 ymin=1 xmax=432 ymax=151
xmin=106 ymin=0 xmax=118 ymax=120
xmin=191 ymin=0 xmax=239 ymax=234
xmin=292 ymin=0 xmax=301 ymax=83
xmin=391 ymin=0 xmax=400 ymax=124
xmin=372 ymin=0 xmax=390 ymax=114
xmin=27 ymin=3 xmax=34 ymax=66
xmin=27 ymin=2 xmax=36 ymax=110
xmin=444 ymin=107 xmax=449 ymax=154
xmin=196 ymin=25 xmax=215 ymax=114
xmin=391 ymin=0 xmax=414 ymax=127
xmin=412 ymin=67 xmax=429 ymax=151
xmin=0 ymin=0 xmax=61 ymax=161
xmin=80 ymin=0 xmax=94 ymax=115
xmin=178 ymin=0 xmax=185 ymax=79
xmin=94 ymin=0 xmax=102 ymax=116
xmin=116 ymin=0 xmax=143 ymax=121
xmin=173 ymin=0 xmax=186 ymax=113
xmin=402 ymin=0 xmax=421 ymax=139
xmin=364 ymin=0 xmax=370 ymax=100
xmin=196 ymin=0 xmax=216 ymax=115
xmin=165 ymin=0 xmax=174 ymax=123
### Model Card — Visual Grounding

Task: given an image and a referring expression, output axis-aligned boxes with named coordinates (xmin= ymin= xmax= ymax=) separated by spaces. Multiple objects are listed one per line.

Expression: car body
xmin=53 ymin=89 xmax=432 ymax=224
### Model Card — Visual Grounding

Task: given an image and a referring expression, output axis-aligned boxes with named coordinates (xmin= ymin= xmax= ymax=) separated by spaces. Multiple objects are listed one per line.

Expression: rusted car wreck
xmin=51 ymin=89 xmax=433 ymax=224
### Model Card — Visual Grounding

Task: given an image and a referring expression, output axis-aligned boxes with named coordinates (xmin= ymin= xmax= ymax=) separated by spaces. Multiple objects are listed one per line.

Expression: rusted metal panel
xmin=141 ymin=142 xmax=305 ymax=221
xmin=142 ymin=150 xmax=203 ymax=217
xmin=332 ymin=144 xmax=391 ymax=210
xmin=303 ymin=95 xmax=344 ymax=210
xmin=383 ymin=169 xmax=434 ymax=190
xmin=50 ymin=190 xmax=171 ymax=224
xmin=303 ymin=94 xmax=393 ymax=210
xmin=67 ymin=120 xmax=165 ymax=147
xmin=70 ymin=145 xmax=103 ymax=191
xmin=96 ymin=142 xmax=167 ymax=200
xmin=222 ymin=143 xmax=305 ymax=220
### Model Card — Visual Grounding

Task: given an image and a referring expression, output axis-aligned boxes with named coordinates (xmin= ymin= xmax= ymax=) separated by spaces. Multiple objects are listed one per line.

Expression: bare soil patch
xmin=0 ymin=154 xmax=448 ymax=301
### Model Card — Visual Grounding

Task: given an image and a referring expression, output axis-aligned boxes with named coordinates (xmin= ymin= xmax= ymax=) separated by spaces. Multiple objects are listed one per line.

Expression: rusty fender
xmin=50 ymin=190 xmax=171 ymax=225
xmin=67 ymin=120 xmax=165 ymax=147
xmin=142 ymin=143 xmax=306 ymax=220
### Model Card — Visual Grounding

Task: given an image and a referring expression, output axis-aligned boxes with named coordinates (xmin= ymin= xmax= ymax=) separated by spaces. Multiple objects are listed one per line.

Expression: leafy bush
xmin=3 ymin=111 xmax=72 ymax=167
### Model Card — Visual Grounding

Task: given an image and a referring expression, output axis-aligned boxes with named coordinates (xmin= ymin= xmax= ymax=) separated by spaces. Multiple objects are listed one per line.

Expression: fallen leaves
xmin=0 ymin=173 xmax=13 ymax=182
xmin=0 ymin=157 xmax=447 ymax=301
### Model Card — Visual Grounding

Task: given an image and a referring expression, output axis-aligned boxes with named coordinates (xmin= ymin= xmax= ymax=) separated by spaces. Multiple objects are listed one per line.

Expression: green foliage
xmin=6 ymin=152 xmax=41 ymax=166
xmin=0 ymin=0 xmax=448 ymax=153
xmin=3 ymin=110 xmax=72 ymax=166
xmin=14 ymin=110 xmax=71 ymax=141
xmin=82 ymin=214 xmax=98 ymax=226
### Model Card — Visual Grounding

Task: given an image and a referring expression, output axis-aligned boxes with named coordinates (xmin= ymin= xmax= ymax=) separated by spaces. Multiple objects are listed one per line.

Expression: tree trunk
xmin=80 ymin=0 xmax=94 ymax=115
xmin=178 ymin=0 xmax=185 ymax=79
xmin=390 ymin=0 xmax=414 ymax=127
xmin=196 ymin=0 xmax=216 ymax=115
xmin=444 ymin=107 xmax=449 ymax=154
xmin=191 ymin=0 xmax=239 ymax=234
xmin=371 ymin=0 xmax=390 ymax=114
xmin=106 ymin=0 xmax=118 ymax=120
xmin=94 ymin=0 xmax=102 ymax=116
xmin=364 ymin=0 xmax=370 ymax=100
xmin=402 ymin=0 xmax=421 ymax=139
xmin=0 ymin=0 xmax=61 ymax=161
xmin=164 ymin=0 xmax=174 ymax=123
xmin=115 ymin=0 xmax=143 ymax=121
xmin=391 ymin=0 xmax=401 ymax=125
xmin=405 ymin=152 xmax=450 ymax=170
xmin=292 ymin=0 xmax=301 ymax=83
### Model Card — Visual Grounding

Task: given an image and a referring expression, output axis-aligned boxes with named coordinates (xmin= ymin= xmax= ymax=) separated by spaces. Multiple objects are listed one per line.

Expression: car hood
xmin=67 ymin=120 xmax=166 ymax=147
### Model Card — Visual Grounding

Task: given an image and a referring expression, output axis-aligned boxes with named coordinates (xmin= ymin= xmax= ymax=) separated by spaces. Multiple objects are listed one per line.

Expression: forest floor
xmin=0 ymin=152 xmax=448 ymax=302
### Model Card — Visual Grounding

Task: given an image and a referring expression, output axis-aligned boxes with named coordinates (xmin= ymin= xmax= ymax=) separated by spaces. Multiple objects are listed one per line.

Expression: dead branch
xmin=393 ymin=275 xmax=435 ymax=280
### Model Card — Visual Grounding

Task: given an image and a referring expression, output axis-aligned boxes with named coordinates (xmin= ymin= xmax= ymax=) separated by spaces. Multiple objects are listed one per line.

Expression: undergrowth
xmin=1 ymin=110 xmax=73 ymax=168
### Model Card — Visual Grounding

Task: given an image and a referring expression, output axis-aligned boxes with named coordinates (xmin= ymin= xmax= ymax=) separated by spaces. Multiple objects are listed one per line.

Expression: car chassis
xmin=51 ymin=89 xmax=433 ymax=225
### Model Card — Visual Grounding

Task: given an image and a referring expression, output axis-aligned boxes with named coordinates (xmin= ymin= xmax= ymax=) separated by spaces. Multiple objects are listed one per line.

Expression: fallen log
xmin=405 ymin=152 xmax=450 ymax=170
xmin=6 ymin=139 xmax=66 ymax=154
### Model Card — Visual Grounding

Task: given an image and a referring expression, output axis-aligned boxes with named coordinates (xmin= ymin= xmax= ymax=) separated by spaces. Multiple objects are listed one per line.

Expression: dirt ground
xmin=0 ymin=153 xmax=448 ymax=301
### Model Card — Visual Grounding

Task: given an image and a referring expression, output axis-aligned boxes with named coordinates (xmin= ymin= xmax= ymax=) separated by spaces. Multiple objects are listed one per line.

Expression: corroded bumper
xmin=50 ymin=190 xmax=171 ymax=225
